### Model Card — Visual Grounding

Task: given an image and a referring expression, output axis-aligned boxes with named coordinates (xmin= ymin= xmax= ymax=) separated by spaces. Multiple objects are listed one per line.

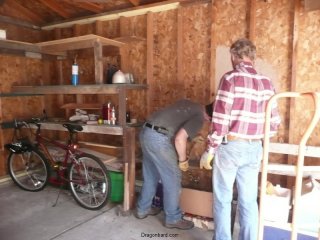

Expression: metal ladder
xmin=258 ymin=92 xmax=320 ymax=240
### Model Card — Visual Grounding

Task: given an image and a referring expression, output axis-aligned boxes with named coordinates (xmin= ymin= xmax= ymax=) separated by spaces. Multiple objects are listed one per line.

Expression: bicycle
xmin=4 ymin=118 xmax=111 ymax=210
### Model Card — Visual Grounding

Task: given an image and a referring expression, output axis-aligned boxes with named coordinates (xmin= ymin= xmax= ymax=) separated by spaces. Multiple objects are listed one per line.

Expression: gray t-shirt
xmin=147 ymin=99 xmax=204 ymax=139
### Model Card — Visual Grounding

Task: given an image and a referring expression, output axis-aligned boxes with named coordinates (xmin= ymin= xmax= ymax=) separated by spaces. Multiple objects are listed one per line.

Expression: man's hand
xmin=179 ymin=161 xmax=189 ymax=172
xmin=200 ymin=151 xmax=214 ymax=170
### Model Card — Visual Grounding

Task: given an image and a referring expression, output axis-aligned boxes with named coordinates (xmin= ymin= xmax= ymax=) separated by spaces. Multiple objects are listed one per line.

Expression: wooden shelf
xmin=0 ymin=34 xmax=125 ymax=57
xmin=113 ymin=36 xmax=146 ymax=43
xmin=0 ymin=93 xmax=43 ymax=97
xmin=32 ymin=121 xmax=124 ymax=136
xmin=267 ymin=142 xmax=320 ymax=179
xmin=0 ymin=38 xmax=41 ymax=53
xmin=11 ymin=84 xmax=148 ymax=95
xmin=36 ymin=34 xmax=125 ymax=53
xmin=267 ymin=163 xmax=320 ymax=179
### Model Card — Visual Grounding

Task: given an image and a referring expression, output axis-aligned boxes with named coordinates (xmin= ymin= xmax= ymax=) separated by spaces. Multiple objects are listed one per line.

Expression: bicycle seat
xmin=63 ymin=123 xmax=83 ymax=133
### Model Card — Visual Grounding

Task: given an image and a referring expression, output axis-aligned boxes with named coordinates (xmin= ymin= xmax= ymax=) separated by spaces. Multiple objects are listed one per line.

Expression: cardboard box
xmin=180 ymin=188 xmax=213 ymax=218
xmin=264 ymin=185 xmax=291 ymax=223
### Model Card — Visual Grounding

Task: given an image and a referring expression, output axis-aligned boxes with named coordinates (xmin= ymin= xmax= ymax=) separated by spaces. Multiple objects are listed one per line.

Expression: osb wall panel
xmin=0 ymin=23 xmax=42 ymax=43
xmin=182 ymin=3 xmax=211 ymax=105
xmin=1 ymin=97 xmax=44 ymax=121
xmin=214 ymin=0 xmax=248 ymax=46
xmin=255 ymin=0 xmax=293 ymax=146
xmin=0 ymin=25 xmax=43 ymax=176
xmin=152 ymin=10 xmax=178 ymax=110
xmin=124 ymin=15 xmax=147 ymax=122
xmin=291 ymin=10 xmax=320 ymax=166
xmin=0 ymin=56 xmax=43 ymax=91
xmin=213 ymin=0 xmax=248 ymax=92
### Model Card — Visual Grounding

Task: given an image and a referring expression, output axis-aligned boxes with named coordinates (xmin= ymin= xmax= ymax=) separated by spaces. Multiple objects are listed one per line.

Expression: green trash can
xmin=109 ymin=171 xmax=124 ymax=203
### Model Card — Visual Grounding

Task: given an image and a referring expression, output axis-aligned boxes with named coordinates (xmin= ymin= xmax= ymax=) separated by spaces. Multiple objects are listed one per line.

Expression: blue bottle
xmin=72 ymin=56 xmax=78 ymax=86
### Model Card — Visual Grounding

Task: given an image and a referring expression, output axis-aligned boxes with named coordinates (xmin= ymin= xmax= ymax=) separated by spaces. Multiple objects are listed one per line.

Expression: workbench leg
xmin=120 ymin=127 xmax=135 ymax=215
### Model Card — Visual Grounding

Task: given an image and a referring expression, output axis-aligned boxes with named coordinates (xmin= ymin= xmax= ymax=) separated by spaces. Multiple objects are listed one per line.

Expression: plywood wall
xmin=1 ymin=0 xmax=320 ymax=181
xmin=0 ymin=25 xmax=44 ymax=176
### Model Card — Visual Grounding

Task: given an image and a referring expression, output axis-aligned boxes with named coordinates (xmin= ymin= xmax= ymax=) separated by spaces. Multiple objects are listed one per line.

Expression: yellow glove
xmin=200 ymin=151 xmax=214 ymax=170
xmin=179 ymin=161 xmax=189 ymax=172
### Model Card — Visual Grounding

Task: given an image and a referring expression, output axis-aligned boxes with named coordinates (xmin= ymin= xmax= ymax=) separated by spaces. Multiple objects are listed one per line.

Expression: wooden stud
xmin=95 ymin=20 xmax=106 ymax=104
xmin=209 ymin=0 xmax=217 ymax=99
xmin=287 ymin=0 xmax=301 ymax=187
xmin=94 ymin=20 xmax=103 ymax=36
xmin=177 ymin=6 xmax=185 ymax=99
xmin=146 ymin=12 xmax=154 ymax=116
xmin=248 ymin=0 xmax=256 ymax=42
xmin=122 ymin=127 xmax=136 ymax=211
xmin=94 ymin=39 xmax=103 ymax=84
xmin=73 ymin=24 xmax=83 ymax=104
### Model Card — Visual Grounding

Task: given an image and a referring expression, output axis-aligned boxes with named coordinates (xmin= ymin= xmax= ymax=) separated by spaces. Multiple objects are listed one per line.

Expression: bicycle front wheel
xmin=69 ymin=153 xmax=110 ymax=210
xmin=7 ymin=149 xmax=49 ymax=191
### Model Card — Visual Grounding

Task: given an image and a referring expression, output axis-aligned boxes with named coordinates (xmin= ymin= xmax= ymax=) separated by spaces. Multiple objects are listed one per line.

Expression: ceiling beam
xmin=39 ymin=0 xmax=72 ymax=19
xmin=41 ymin=0 xmax=185 ymax=30
xmin=4 ymin=0 xmax=45 ymax=24
xmin=0 ymin=15 xmax=41 ymax=30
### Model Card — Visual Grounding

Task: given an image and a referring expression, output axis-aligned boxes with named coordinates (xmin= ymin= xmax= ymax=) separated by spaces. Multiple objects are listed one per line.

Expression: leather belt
xmin=227 ymin=135 xmax=261 ymax=143
xmin=144 ymin=122 xmax=169 ymax=135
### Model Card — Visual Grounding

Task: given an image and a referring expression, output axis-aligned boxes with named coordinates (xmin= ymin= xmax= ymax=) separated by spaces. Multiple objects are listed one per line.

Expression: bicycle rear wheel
xmin=8 ymin=149 xmax=49 ymax=191
xmin=69 ymin=153 xmax=110 ymax=210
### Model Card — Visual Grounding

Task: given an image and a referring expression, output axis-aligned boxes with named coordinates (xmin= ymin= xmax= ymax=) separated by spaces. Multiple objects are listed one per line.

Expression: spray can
xmin=111 ymin=106 xmax=116 ymax=125
xmin=72 ymin=55 xmax=79 ymax=86
xmin=107 ymin=102 xmax=112 ymax=124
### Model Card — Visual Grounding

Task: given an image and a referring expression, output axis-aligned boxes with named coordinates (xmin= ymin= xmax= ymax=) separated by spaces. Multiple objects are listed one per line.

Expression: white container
xmin=0 ymin=29 xmax=6 ymax=40
xmin=112 ymin=70 xmax=126 ymax=84
xmin=264 ymin=185 xmax=291 ymax=223
xmin=295 ymin=178 xmax=320 ymax=233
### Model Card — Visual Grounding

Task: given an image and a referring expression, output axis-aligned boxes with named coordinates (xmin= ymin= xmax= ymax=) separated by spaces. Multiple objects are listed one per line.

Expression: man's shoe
xmin=134 ymin=207 xmax=162 ymax=219
xmin=164 ymin=218 xmax=194 ymax=230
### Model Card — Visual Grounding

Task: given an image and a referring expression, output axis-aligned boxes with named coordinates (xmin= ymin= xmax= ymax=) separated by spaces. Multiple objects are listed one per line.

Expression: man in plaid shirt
xmin=200 ymin=38 xmax=281 ymax=240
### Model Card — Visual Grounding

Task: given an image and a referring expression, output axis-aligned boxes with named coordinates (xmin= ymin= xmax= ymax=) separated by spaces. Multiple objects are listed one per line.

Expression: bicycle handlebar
xmin=14 ymin=118 xmax=42 ymax=129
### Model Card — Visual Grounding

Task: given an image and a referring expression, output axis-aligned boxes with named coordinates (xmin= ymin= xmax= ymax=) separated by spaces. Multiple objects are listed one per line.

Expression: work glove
xmin=179 ymin=161 xmax=189 ymax=172
xmin=200 ymin=150 xmax=214 ymax=170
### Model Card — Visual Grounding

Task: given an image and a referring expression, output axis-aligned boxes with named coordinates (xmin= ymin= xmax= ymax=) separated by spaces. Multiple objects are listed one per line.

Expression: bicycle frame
xmin=31 ymin=122 xmax=88 ymax=184
xmin=6 ymin=119 xmax=111 ymax=210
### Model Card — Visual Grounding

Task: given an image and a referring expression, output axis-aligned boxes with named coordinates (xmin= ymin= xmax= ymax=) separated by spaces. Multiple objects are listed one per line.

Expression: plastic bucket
xmin=109 ymin=171 xmax=124 ymax=203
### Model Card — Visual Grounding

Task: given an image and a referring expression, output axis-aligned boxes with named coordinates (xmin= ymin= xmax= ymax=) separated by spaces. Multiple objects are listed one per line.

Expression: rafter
xmin=4 ymin=0 xmax=45 ymax=24
xmin=77 ymin=2 xmax=104 ymax=13
xmin=63 ymin=0 xmax=104 ymax=14
xmin=39 ymin=0 xmax=72 ymax=19
xmin=128 ymin=0 xmax=140 ymax=7
xmin=42 ymin=0 xmax=183 ymax=30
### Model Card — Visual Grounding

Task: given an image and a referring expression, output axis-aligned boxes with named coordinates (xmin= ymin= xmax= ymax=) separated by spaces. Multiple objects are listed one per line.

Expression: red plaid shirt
xmin=207 ymin=61 xmax=281 ymax=154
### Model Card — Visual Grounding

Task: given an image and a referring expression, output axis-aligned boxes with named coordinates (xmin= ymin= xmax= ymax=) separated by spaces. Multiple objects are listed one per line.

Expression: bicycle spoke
xmin=8 ymin=150 xmax=49 ymax=192
xmin=69 ymin=154 xmax=110 ymax=210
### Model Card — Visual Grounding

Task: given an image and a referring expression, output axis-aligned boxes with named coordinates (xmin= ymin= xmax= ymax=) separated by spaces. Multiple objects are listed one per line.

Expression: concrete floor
xmin=0 ymin=181 xmax=213 ymax=240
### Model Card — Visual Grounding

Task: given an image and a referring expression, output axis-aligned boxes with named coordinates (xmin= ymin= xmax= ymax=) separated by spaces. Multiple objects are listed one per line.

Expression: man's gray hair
xmin=230 ymin=38 xmax=256 ymax=61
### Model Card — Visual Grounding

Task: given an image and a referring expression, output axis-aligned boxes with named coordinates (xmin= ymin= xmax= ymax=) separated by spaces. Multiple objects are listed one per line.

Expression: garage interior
xmin=0 ymin=0 xmax=319 ymax=240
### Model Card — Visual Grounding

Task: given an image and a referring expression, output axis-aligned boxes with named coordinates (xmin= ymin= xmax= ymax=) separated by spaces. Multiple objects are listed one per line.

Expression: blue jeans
xmin=213 ymin=140 xmax=262 ymax=240
xmin=136 ymin=127 xmax=182 ymax=224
